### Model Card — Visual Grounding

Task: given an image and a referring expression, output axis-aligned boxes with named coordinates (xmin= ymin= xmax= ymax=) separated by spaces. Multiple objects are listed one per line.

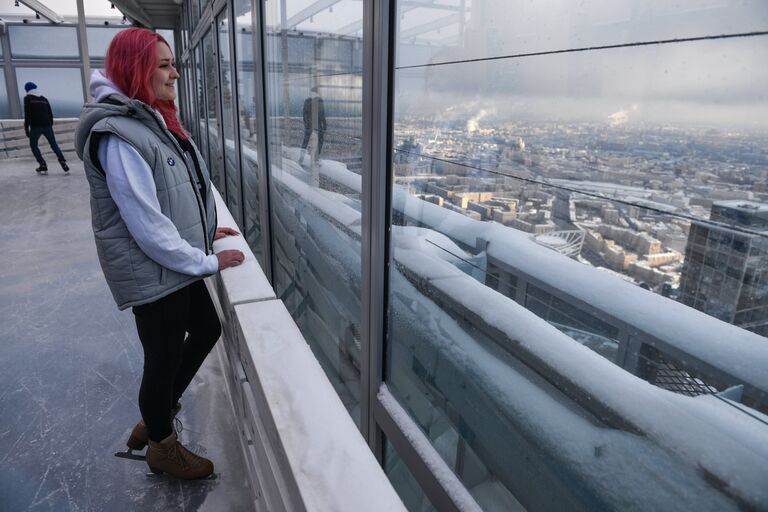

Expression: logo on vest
xmin=167 ymin=157 xmax=176 ymax=166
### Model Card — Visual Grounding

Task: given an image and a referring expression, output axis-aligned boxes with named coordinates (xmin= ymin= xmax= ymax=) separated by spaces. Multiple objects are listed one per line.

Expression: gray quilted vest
xmin=75 ymin=96 xmax=217 ymax=310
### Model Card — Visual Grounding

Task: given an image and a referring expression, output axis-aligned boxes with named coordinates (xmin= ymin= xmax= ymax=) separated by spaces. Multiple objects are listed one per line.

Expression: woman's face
xmin=152 ymin=42 xmax=179 ymax=102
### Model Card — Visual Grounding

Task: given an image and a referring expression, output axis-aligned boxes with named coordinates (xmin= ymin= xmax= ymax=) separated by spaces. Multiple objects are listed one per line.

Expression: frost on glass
xmin=16 ymin=68 xmax=83 ymax=117
xmin=262 ymin=0 xmax=364 ymax=425
xmin=9 ymin=26 xmax=79 ymax=58
xmin=385 ymin=0 xmax=768 ymax=510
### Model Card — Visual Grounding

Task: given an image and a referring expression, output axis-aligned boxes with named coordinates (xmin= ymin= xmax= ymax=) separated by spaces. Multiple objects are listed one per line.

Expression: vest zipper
xmin=141 ymin=104 xmax=211 ymax=254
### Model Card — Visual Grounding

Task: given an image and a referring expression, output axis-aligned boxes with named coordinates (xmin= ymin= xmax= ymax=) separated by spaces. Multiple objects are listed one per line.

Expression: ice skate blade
xmin=145 ymin=472 xmax=219 ymax=481
xmin=114 ymin=450 xmax=146 ymax=461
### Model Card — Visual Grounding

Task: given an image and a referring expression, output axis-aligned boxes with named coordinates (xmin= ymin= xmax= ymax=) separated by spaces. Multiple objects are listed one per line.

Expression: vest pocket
xmin=160 ymin=266 xmax=168 ymax=285
xmin=127 ymin=240 xmax=162 ymax=290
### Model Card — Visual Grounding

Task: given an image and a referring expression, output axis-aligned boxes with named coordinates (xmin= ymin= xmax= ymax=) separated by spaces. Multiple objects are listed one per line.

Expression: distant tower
xmin=678 ymin=201 xmax=768 ymax=336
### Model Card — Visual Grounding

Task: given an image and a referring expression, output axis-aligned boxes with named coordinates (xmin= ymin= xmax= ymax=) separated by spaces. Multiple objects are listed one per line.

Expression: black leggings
xmin=132 ymin=280 xmax=221 ymax=442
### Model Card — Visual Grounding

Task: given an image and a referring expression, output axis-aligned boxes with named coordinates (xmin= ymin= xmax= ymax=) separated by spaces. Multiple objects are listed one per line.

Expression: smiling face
xmin=151 ymin=42 xmax=179 ymax=102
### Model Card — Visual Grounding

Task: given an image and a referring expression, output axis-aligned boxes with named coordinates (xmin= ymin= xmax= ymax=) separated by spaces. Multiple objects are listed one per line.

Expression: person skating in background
xmin=23 ymin=82 xmax=69 ymax=175
xmin=301 ymin=86 xmax=327 ymax=161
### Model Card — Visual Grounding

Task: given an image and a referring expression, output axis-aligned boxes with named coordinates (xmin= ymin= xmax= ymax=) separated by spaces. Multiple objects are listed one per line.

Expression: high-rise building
xmin=679 ymin=201 xmax=768 ymax=336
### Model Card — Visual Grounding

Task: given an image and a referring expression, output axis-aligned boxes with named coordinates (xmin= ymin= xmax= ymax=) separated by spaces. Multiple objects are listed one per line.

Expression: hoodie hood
xmin=75 ymin=71 xmax=170 ymax=162
xmin=90 ymin=69 xmax=124 ymax=102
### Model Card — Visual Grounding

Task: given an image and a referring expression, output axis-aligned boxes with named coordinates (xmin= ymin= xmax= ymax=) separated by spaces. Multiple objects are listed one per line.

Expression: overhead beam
xmin=18 ymin=0 xmax=63 ymax=24
xmin=400 ymin=12 xmax=458 ymax=39
xmin=111 ymin=0 xmax=155 ymax=29
xmin=285 ymin=0 xmax=342 ymax=29
xmin=336 ymin=18 xmax=362 ymax=36
xmin=336 ymin=0 xmax=460 ymax=36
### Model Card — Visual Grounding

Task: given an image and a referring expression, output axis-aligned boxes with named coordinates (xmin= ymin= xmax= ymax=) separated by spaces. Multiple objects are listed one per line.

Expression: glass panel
xmin=0 ymin=70 xmax=8 ymax=118
xmin=194 ymin=45 xmax=208 ymax=161
xmin=264 ymin=0 xmax=364 ymax=425
xmin=16 ymin=68 xmax=83 ymax=117
xmin=203 ymin=30 xmax=223 ymax=193
xmin=218 ymin=9 xmax=242 ymax=226
xmin=9 ymin=26 xmax=79 ymax=58
xmin=234 ymin=0 xmax=266 ymax=267
xmin=157 ymin=29 xmax=175 ymax=55
xmin=86 ymin=27 xmax=128 ymax=59
xmin=383 ymin=438 xmax=437 ymax=512
xmin=190 ymin=0 xmax=201 ymax=30
xmin=386 ymin=1 xmax=768 ymax=511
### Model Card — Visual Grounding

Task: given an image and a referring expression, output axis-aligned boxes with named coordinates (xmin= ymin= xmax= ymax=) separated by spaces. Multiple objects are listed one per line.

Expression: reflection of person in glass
xmin=23 ymin=82 xmax=69 ymax=175
xmin=75 ymin=28 xmax=244 ymax=480
xmin=301 ymin=86 xmax=326 ymax=161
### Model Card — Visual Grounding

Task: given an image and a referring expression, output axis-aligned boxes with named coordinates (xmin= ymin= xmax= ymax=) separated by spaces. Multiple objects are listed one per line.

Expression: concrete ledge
xmin=206 ymin=189 xmax=405 ymax=512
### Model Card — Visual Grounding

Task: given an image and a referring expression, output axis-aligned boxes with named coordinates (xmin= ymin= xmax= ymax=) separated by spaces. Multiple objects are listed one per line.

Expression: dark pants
xmin=301 ymin=127 xmax=325 ymax=156
xmin=132 ymin=280 xmax=221 ymax=442
xmin=29 ymin=125 xmax=65 ymax=165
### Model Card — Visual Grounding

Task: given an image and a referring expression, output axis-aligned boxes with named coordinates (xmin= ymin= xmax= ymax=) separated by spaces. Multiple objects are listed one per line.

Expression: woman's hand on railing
xmin=217 ymin=249 xmax=245 ymax=270
xmin=214 ymin=227 xmax=240 ymax=240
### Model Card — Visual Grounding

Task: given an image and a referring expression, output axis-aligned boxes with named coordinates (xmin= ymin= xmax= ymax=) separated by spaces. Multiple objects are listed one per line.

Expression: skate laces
xmin=167 ymin=442 xmax=190 ymax=470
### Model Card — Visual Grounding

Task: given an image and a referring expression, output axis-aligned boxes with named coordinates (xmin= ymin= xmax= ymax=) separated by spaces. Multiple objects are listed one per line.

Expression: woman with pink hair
xmin=75 ymin=28 xmax=243 ymax=480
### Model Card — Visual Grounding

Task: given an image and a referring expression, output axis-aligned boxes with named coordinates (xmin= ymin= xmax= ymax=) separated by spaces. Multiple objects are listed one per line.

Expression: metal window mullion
xmin=75 ymin=0 xmax=91 ymax=103
xmin=190 ymin=3 xmax=214 ymax=46
xmin=1 ymin=25 xmax=20 ymax=118
xmin=212 ymin=14 xmax=228 ymax=203
xmin=253 ymin=0 xmax=274 ymax=283
xmin=361 ymin=0 xmax=393 ymax=459
xmin=224 ymin=0 xmax=246 ymax=230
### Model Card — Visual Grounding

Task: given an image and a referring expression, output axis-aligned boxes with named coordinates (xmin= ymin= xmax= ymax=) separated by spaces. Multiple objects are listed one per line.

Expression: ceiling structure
xmin=111 ymin=0 xmax=180 ymax=29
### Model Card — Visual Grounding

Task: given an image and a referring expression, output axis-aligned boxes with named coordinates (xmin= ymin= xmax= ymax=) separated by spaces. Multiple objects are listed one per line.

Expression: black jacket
xmin=24 ymin=94 xmax=54 ymax=135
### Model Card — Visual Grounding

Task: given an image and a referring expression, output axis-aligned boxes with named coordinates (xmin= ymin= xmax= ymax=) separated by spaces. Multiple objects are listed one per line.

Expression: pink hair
xmin=105 ymin=28 xmax=188 ymax=140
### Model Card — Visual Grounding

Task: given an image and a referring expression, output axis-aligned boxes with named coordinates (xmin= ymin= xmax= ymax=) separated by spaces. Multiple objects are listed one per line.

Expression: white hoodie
xmin=89 ymin=70 xmax=218 ymax=277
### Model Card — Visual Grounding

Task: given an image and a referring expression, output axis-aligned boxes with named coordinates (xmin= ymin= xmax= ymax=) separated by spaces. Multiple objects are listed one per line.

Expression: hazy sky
xmin=392 ymin=0 xmax=768 ymax=128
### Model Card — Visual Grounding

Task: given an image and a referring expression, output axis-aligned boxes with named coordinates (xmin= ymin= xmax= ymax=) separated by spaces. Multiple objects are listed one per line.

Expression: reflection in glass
xmin=9 ymin=26 xmax=79 ymax=58
xmin=16 ymin=68 xmax=84 ymax=117
xmin=217 ymin=10 xmax=243 ymax=226
xmin=86 ymin=27 xmax=127 ymax=58
xmin=263 ymin=0 xmax=364 ymax=424
xmin=233 ymin=0 xmax=266 ymax=267
xmin=386 ymin=0 xmax=768 ymax=510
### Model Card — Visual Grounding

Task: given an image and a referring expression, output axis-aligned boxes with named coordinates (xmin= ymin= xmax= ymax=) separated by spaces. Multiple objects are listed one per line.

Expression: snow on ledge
xmin=211 ymin=188 xmax=275 ymax=305
xmin=236 ymin=300 xmax=406 ymax=512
